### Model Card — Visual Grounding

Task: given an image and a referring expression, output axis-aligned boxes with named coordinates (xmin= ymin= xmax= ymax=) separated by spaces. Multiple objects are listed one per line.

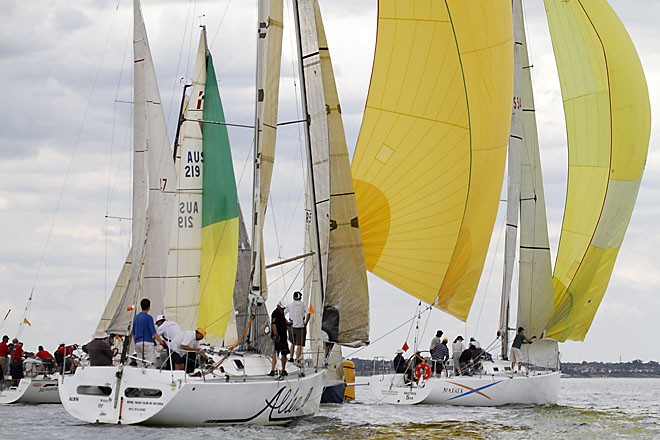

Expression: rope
xmin=346 ymin=303 xmax=433 ymax=359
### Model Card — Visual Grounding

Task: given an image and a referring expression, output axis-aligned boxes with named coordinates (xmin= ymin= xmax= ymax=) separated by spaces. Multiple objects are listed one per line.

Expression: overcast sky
xmin=0 ymin=0 xmax=657 ymax=363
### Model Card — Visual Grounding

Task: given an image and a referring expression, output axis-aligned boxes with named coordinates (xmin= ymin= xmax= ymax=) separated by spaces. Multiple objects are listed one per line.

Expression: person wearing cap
xmin=170 ymin=328 xmax=209 ymax=373
xmin=269 ymin=300 xmax=290 ymax=376
xmin=287 ymin=291 xmax=310 ymax=365
xmin=132 ymin=298 xmax=165 ymax=368
xmin=392 ymin=349 xmax=406 ymax=374
xmin=82 ymin=331 xmax=114 ymax=367
xmin=155 ymin=315 xmax=181 ymax=350
xmin=431 ymin=337 xmax=450 ymax=377
xmin=430 ymin=329 xmax=444 ymax=352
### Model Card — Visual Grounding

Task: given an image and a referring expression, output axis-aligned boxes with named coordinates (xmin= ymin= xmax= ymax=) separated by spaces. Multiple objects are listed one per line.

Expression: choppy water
xmin=1 ymin=378 xmax=659 ymax=439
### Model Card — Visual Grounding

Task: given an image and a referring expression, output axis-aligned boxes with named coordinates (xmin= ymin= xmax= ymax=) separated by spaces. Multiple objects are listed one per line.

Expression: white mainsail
xmin=105 ymin=0 xmax=177 ymax=335
xmin=499 ymin=0 xmax=557 ymax=367
xmin=163 ymin=31 xmax=207 ymax=334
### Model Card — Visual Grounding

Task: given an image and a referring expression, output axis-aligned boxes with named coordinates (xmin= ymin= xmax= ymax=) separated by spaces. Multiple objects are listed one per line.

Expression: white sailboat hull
xmin=59 ymin=361 xmax=326 ymax=425
xmin=0 ymin=374 xmax=61 ymax=404
xmin=369 ymin=369 xmax=559 ymax=406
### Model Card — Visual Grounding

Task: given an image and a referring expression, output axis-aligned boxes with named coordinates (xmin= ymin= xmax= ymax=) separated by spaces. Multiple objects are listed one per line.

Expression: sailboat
xmin=58 ymin=0 xmax=326 ymax=425
xmin=0 ymin=368 xmax=60 ymax=404
xmin=355 ymin=0 xmax=650 ymax=406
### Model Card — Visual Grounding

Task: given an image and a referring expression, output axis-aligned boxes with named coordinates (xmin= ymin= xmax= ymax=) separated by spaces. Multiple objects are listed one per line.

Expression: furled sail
xmin=106 ymin=0 xmax=177 ymax=335
xmin=250 ymin=0 xmax=284 ymax=303
xmin=542 ymin=0 xmax=651 ymax=341
xmin=165 ymin=29 xmax=239 ymax=346
xmin=352 ymin=1 xmax=514 ymax=320
xmin=295 ymin=0 xmax=369 ymax=345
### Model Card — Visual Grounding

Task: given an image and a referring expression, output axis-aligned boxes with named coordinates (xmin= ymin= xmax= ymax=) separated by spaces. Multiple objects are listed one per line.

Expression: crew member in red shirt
xmin=0 ymin=335 xmax=9 ymax=380
xmin=36 ymin=345 xmax=55 ymax=373
xmin=36 ymin=346 xmax=54 ymax=361
xmin=55 ymin=343 xmax=78 ymax=373
xmin=9 ymin=339 xmax=24 ymax=385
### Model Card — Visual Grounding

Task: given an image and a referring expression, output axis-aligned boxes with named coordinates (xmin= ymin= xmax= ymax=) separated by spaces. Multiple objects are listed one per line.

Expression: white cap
xmin=156 ymin=315 xmax=166 ymax=322
xmin=93 ymin=330 xmax=108 ymax=339
xmin=277 ymin=300 xmax=287 ymax=309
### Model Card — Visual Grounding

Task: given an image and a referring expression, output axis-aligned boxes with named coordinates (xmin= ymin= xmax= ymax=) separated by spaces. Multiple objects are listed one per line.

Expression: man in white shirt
xmin=287 ymin=291 xmax=310 ymax=364
xmin=156 ymin=315 xmax=181 ymax=369
xmin=156 ymin=315 xmax=181 ymax=349
xmin=170 ymin=328 xmax=209 ymax=373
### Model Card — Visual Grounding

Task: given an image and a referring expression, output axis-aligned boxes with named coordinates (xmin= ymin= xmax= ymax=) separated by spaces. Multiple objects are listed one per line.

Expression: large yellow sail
xmin=352 ymin=1 xmax=513 ymax=320
xmin=543 ymin=0 xmax=651 ymax=341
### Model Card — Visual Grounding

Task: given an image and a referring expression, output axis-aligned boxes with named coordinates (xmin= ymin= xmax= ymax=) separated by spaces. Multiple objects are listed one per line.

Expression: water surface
xmin=2 ymin=378 xmax=658 ymax=439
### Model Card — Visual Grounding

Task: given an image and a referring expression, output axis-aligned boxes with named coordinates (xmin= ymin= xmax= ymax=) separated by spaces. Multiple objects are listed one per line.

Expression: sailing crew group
xmin=0 ymin=335 xmax=78 ymax=387
xmin=391 ymin=330 xmax=510 ymax=378
xmin=269 ymin=291 xmax=312 ymax=377
xmin=389 ymin=325 xmax=541 ymax=379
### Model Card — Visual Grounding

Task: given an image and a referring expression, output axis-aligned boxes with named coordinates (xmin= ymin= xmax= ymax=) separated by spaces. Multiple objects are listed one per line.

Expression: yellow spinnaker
xmin=352 ymin=1 xmax=513 ymax=320
xmin=543 ymin=0 xmax=651 ymax=341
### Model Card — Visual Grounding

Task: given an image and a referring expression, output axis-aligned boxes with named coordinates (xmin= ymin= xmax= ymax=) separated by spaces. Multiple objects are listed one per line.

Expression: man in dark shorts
xmin=269 ymin=300 xmax=290 ymax=376
xmin=288 ymin=291 xmax=310 ymax=365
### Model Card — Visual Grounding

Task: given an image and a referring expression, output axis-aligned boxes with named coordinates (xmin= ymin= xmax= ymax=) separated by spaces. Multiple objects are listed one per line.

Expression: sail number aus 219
xmin=185 ymin=151 xmax=203 ymax=178
xmin=178 ymin=201 xmax=199 ymax=228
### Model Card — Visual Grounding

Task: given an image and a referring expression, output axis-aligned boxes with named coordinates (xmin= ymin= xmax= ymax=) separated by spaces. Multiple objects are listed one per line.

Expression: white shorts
xmin=511 ymin=347 xmax=523 ymax=364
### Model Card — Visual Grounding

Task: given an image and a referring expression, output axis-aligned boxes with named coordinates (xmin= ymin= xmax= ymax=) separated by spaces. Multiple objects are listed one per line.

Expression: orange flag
xmin=23 ymin=318 xmax=31 ymax=326
xmin=309 ymin=304 xmax=315 ymax=314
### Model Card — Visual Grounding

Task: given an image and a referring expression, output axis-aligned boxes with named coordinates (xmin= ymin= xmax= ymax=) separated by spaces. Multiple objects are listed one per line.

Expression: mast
xmin=248 ymin=0 xmax=284 ymax=349
xmin=248 ymin=1 xmax=265 ymax=317
xmin=291 ymin=0 xmax=326 ymax=307
xmin=499 ymin=0 xmax=524 ymax=360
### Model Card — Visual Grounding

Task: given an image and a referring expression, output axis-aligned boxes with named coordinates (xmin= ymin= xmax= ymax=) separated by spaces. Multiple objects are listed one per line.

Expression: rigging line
xmin=419 ymin=303 xmax=433 ymax=347
xmin=18 ymin=2 xmax=123 ymax=338
xmin=236 ymin=133 xmax=255 ymax=188
xmin=473 ymin=204 xmax=507 ymax=338
xmin=165 ymin=0 xmax=194 ymax=137
xmin=405 ymin=301 xmax=422 ymax=345
xmin=345 ymin=304 xmax=434 ymax=359
xmin=282 ymin=0 xmax=309 ymax=247
xmin=266 ymin=260 xmax=304 ymax=292
xmin=106 ymin=21 xmax=133 ymax=307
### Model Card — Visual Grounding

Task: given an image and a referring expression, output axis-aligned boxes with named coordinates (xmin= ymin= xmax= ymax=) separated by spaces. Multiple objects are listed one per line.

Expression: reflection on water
xmin=309 ymin=420 xmax=528 ymax=439
xmin=2 ymin=378 xmax=659 ymax=439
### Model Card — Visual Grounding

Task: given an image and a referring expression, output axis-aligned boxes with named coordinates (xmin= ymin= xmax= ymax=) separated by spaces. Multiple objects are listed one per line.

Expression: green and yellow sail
xmin=198 ymin=54 xmax=239 ymax=341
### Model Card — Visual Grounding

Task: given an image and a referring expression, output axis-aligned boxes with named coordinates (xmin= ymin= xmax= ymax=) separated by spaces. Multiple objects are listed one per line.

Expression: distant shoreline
xmin=349 ymin=358 xmax=660 ymax=378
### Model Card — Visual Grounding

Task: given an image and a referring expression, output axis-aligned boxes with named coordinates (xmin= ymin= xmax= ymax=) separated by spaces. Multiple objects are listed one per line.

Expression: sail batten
xmin=353 ymin=0 xmax=514 ymax=320
xmin=105 ymin=0 xmax=177 ymax=335
xmin=296 ymin=0 xmax=369 ymax=346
